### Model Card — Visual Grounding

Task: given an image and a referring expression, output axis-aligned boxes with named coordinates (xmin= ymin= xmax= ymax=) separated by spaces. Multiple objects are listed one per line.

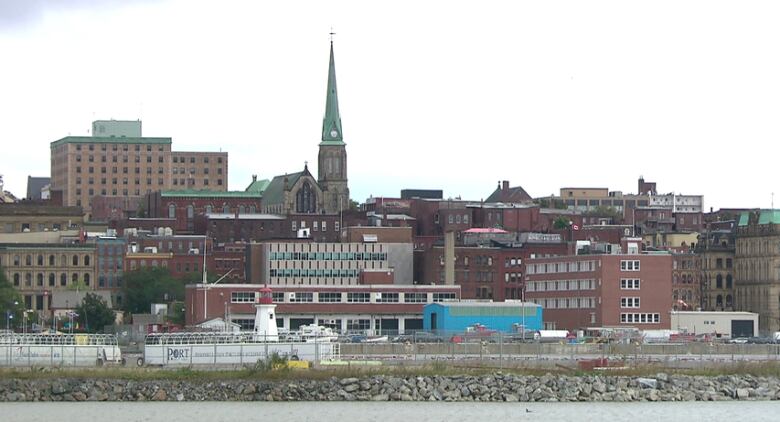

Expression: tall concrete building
xmin=735 ymin=210 xmax=780 ymax=333
xmin=50 ymin=120 xmax=227 ymax=215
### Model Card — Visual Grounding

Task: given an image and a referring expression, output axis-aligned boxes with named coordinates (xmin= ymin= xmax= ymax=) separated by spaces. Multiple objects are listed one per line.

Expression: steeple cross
xmin=329 ymin=28 xmax=336 ymax=43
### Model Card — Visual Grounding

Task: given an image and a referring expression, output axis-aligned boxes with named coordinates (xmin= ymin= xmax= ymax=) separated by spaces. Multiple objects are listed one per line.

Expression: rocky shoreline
xmin=2 ymin=373 xmax=780 ymax=402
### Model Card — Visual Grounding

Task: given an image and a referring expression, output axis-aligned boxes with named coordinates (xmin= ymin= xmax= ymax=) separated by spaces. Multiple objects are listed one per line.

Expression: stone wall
xmin=1 ymin=373 xmax=780 ymax=402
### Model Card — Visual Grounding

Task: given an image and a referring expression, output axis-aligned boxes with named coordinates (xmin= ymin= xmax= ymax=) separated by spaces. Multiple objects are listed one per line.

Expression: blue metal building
xmin=423 ymin=302 xmax=543 ymax=333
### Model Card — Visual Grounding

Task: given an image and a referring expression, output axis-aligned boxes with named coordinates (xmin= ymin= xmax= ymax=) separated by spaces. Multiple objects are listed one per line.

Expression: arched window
xmin=84 ymin=255 xmax=90 ymax=266
xmin=238 ymin=205 xmax=245 ymax=214
xmin=13 ymin=273 xmax=20 ymax=286
xmin=168 ymin=204 xmax=176 ymax=218
xmin=25 ymin=255 xmax=32 ymax=266
xmin=249 ymin=205 xmax=256 ymax=213
xmin=84 ymin=274 xmax=90 ymax=286
xmin=71 ymin=273 xmax=79 ymax=284
xmin=726 ymin=294 xmax=733 ymax=307
xmin=60 ymin=273 xmax=67 ymax=286
xmin=25 ymin=273 xmax=32 ymax=286
xmin=49 ymin=255 xmax=55 ymax=266
xmin=296 ymin=182 xmax=317 ymax=213
xmin=726 ymin=274 xmax=733 ymax=289
xmin=223 ymin=205 xmax=230 ymax=214
xmin=37 ymin=273 xmax=43 ymax=286
xmin=205 ymin=205 xmax=213 ymax=214
xmin=187 ymin=205 xmax=194 ymax=219
xmin=61 ymin=255 xmax=67 ymax=266
xmin=716 ymin=274 xmax=723 ymax=289
xmin=48 ymin=273 xmax=55 ymax=286
xmin=716 ymin=294 xmax=723 ymax=308
xmin=13 ymin=255 xmax=20 ymax=266
xmin=37 ymin=255 xmax=43 ymax=266
xmin=72 ymin=255 xmax=79 ymax=266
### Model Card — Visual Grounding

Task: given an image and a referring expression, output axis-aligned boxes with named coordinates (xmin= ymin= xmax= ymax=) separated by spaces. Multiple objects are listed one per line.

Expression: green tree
xmin=553 ymin=216 xmax=571 ymax=230
xmin=75 ymin=293 xmax=116 ymax=333
xmin=121 ymin=267 xmax=185 ymax=314
xmin=0 ymin=265 xmax=24 ymax=330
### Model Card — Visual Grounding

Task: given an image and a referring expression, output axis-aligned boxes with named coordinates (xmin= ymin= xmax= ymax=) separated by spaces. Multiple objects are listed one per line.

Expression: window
xmin=347 ymin=292 xmax=370 ymax=303
xmin=404 ymin=292 xmax=428 ymax=303
xmin=231 ymin=292 xmax=255 ymax=303
xmin=376 ymin=292 xmax=399 ymax=303
xmin=168 ymin=204 xmax=176 ymax=218
xmin=620 ymin=260 xmax=640 ymax=271
xmin=433 ymin=292 xmax=457 ymax=302
xmin=334 ymin=221 xmax=340 ymax=232
xmin=322 ymin=221 xmax=327 ymax=232
xmin=620 ymin=279 xmax=640 ymax=289
xmin=289 ymin=292 xmax=313 ymax=303
xmin=346 ymin=319 xmax=370 ymax=331
xmin=620 ymin=313 xmax=660 ymax=324
xmin=318 ymin=292 xmax=342 ymax=303
xmin=620 ymin=297 xmax=640 ymax=308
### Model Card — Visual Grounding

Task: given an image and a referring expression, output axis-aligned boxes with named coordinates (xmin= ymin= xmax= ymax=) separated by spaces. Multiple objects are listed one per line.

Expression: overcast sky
xmin=1 ymin=0 xmax=778 ymax=210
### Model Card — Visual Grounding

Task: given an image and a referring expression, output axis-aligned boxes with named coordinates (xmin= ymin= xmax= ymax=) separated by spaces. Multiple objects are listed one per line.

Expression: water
xmin=2 ymin=401 xmax=779 ymax=422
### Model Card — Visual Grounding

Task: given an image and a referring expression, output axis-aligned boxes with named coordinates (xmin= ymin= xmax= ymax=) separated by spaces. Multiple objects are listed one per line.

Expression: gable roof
xmin=245 ymin=178 xmax=270 ymax=194
xmin=485 ymin=185 xmax=533 ymax=203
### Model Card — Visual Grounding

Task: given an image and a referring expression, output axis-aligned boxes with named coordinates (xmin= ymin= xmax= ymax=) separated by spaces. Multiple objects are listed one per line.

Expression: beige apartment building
xmin=50 ymin=120 xmax=227 ymax=215
xmin=0 ymin=244 xmax=96 ymax=313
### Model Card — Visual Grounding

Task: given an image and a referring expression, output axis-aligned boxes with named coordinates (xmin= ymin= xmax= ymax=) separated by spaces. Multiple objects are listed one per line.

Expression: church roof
xmin=245 ymin=178 xmax=270 ymax=194
xmin=261 ymin=170 xmax=306 ymax=206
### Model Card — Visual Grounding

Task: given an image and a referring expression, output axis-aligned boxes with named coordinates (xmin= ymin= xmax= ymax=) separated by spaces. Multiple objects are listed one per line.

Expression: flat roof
xmin=51 ymin=136 xmax=172 ymax=147
xmin=427 ymin=301 xmax=540 ymax=308
xmin=206 ymin=213 xmax=284 ymax=220
xmin=186 ymin=283 xmax=460 ymax=290
xmin=162 ymin=190 xmax=262 ymax=199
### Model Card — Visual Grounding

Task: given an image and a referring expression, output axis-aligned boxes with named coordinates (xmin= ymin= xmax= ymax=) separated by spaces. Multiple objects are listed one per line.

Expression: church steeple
xmin=321 ymin=41 xmax=344 ymax=144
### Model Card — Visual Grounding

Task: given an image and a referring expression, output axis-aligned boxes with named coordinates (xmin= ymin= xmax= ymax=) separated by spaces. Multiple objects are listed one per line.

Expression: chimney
xmin=502 ymin=181 xmax=509 ymax=191
xmin=444 ymin=231 xmax=455 ymax=285
xmin=252 ymin=175 xmax=257 ymax=182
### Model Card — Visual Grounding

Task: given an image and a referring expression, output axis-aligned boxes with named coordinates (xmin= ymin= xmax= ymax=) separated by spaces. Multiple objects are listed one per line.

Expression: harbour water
xmin=1 ymin=401 xmax=779 ymax=422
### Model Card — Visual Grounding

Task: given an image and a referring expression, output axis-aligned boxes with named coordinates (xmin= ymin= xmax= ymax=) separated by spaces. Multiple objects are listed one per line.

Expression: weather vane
xmin=329 ymin=27 xmax=336 ymax=43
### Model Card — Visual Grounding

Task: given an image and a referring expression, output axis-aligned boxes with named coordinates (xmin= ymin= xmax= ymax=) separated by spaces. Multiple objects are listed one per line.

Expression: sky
xmin=1 ymin=0 xmax=779 ymax=210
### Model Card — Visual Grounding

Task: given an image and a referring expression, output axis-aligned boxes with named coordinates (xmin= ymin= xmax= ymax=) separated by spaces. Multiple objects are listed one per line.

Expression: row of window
xmin=620 ymin=297 xmax=640 ymax=308
xmin=292 ymin=220 xmax=338 ymax=232
xmin=527 ymin=260 xmax=597 ymax=275
xmin=230 ymin=291 xmax=454 ymax=304
xmin=620 ymin=260 xmax=641 ymax=271
xmin=620 ymin=279 xmax=641 ymax=289
xmin=172 ymin=167 xmax=221 ymax=175
xmin=526 ymin=279 xmax=596 ymax=292
xmin=172 ymin=156 xmax=223 ymax=164
xmin=446 ymin=214 xmax=470 ymax=225
xmin=269 ymin=269 xmax=361 ymax=278
xmin=528 ymin=297 xmax=596 ymax=309
xmin=269 ymin=252 xmax=388 ymax=261
xmin=11 ymin=272 xmax=90 ymax=288
xmin=620 ymin=313 xmax=660 ymax=324
xmin=7 ymin=254 xmax=91 ymax=267
xmin=75 ymin=143 xmax=166 ymax=152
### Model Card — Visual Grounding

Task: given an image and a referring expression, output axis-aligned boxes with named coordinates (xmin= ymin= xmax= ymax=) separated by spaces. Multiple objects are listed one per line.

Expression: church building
xmin=261 ymin=41 xmax=350 ymax=216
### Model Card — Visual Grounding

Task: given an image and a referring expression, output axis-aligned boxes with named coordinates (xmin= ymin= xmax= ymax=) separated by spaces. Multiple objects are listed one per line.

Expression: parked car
xmin=727 ymin=337 xmax=749 ymax=344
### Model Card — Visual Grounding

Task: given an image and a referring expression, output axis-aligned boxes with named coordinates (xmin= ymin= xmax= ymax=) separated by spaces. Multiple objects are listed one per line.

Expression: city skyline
xmin=2 ymin=0 xmax=780 ymax=210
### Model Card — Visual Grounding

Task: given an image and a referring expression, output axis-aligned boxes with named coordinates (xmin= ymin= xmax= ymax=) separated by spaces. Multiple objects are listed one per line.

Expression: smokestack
xmin=444 ymin=231 xmax=455 ymax=285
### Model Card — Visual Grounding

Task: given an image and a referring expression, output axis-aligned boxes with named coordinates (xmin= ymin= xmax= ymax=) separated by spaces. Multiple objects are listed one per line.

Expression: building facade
xmin=0 ymin=244 xmax=97 ymax=313
xmin=50 ymin=120 xmax=227 ymax=214
xmin=185 ymin=283 xmax=460 ymax=334
xmin=0 ymin=204 xmax=86 ymax=233
xmin=524 ymin=253 xmax=673 ymax=330
xmin=735 ymin=210 xmax=780 ymax=333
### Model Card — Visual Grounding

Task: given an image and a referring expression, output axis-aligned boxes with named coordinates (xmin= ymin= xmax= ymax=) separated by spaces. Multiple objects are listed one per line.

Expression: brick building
xmin=50 ymin=119 xmax=227 ymax=215
xmin=145 ymin=188 xmax=264 ymax=234
xmin=184 ymin=283 xmax=461 ymax=333
xmin=524 ymin=253 xmax=673 ymax=331
xmin=419 ymin=234 xmax=569 ymax=301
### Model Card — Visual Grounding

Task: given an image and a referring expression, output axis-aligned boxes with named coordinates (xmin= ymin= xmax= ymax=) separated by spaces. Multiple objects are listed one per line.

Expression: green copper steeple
xmin=321 ymin=41 xmax=344 ymax=145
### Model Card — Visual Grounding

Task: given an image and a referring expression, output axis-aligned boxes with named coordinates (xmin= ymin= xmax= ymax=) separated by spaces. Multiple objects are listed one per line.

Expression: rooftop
xmin=161 ymin=190 xmax=262 ymax=199
xmin=51 ymin=136 xmax=172 ymax=147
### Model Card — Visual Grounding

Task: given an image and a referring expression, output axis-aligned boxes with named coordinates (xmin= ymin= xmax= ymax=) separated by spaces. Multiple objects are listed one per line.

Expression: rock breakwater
xmin=2 ymin=373 xmax=780 ymax=402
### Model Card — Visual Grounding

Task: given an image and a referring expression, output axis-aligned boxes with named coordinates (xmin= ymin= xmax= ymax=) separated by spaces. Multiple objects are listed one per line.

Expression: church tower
xmin=318 ymin=40 xmax=350 ymax=214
